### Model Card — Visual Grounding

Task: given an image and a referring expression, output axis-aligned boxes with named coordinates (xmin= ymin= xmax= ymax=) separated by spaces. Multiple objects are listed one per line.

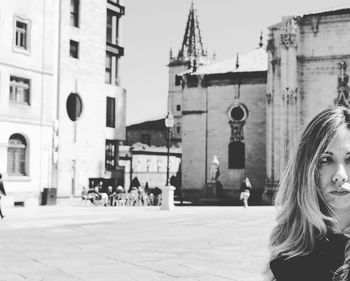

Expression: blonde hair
xmin=267 ymin=106 xmax=350 ymax=281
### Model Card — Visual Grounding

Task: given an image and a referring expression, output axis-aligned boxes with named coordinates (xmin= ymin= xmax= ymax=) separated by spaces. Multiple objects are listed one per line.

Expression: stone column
xmin=160 ymin=185 xmax=176 ymax=211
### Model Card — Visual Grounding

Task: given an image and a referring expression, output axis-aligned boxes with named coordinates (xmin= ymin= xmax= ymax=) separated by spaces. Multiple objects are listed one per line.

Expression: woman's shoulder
xmin=270 ymin=254 xmax=317 ymax=281
xmin=270 ymin=234 xmax=347 ymax=281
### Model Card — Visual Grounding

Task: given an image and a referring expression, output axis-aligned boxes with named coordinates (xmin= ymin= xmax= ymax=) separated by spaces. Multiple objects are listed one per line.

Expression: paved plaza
xmin=0 ymin=203 xmax=276 ymax=281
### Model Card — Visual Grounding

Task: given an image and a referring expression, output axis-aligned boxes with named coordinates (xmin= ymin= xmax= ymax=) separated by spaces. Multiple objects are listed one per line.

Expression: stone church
xmin=169 ymin=3 xmax=350 ymax=205
xmin=264 ymin=6 xmax=350 ymax=202
xmin=168 ymin=2 xmax=267 ymax=204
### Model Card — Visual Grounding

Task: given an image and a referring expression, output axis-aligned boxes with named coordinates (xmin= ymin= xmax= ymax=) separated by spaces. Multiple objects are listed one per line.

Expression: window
xmin=106 ymin=10 xmax=113 ymax=43
xmin=114 ymin=57 xmax=119 ymax=84
xmin=15 ymin=20 xmax=28 ymax=50
xmin=10 ymin=76 xmax=30 ymax=104
xmin=105 ymin=52 xmax=112 ymax=83
xmin=176 ymin=104 xmax=181 ymax=111
xmin=141 ymin=134 xmax=151 ymax=146
xmin=106 ymin=97 xmax=115 ymax=127
xmin=70 ymin=0 xmax=80 ymax=27
xmin=69 ymin=40 xmax=79 ymax=58
xmin=106 ymin=10 xmax=120 ymax=44
xmin=7 ymin=134 xmax=27 ymax=176
xmin=105 ymin=139 xmax=118 ymax=170
xmin=176 ymin=126 xmax=180 ymax=134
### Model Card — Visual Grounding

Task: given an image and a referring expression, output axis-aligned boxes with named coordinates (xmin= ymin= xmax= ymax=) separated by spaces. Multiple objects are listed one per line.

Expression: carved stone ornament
xmin=227 ymin=103 xmax=249 ymax=142
xmin=266 ymin=92 xmax=273 ymax=104
xmin=282 ymin=87 xmax=298 ymax=104
xmin=229 ymin=121 xmax=244 ymax=142
xmin=310 ymin=15 xmax=321 ymax=34
xmin=281 ymin=18 xmax=298 ymax=49
xmin=335 ymin=61 xmax=350 ymax=107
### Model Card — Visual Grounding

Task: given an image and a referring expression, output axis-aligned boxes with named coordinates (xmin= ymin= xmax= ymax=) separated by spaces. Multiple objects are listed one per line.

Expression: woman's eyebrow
xmin=322 ymin=151 xmax=333 ymax=155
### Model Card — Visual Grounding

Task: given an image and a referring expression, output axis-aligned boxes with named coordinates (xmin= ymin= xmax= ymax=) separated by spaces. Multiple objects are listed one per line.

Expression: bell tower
xmin=167 ymin=0 xmax=210 ymax=143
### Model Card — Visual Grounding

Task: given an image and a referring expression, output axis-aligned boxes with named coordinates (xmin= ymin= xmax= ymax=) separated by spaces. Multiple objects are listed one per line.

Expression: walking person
xmin=266 ymin=106 xmax=350 ymax=281
xmin=0 ymin=173 xmax=6 ymax=219
xmin=239 ymin=177 xmax=251 ymax=208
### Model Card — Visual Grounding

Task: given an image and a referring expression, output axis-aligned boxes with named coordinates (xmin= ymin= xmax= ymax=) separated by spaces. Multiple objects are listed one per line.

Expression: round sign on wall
xmin=66 ymin=93 xmax=83 ymax=121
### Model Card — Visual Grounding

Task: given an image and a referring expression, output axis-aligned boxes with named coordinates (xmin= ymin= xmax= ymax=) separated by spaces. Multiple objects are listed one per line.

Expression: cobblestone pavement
xmin=0 ymin=204 xmax=276 ymax=281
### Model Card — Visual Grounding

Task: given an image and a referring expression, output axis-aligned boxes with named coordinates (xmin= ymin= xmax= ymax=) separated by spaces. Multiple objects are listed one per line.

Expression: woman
xmin=267 ymin=106 xmax=350 ymax=281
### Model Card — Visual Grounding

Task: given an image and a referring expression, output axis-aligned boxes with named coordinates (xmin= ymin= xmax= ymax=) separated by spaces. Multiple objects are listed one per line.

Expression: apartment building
xmin=0 ymin=0 xmax=126 ymax=206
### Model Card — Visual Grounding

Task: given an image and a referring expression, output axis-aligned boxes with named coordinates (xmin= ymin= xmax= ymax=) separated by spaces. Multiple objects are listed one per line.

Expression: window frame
xmin=69 ymin=40 xmax=79 ymax=59
xmin=13 ymin=17 xmax=31 ymax=54
xmin=105 ymin=52 xmax=112 ymax=84
xmin=105 ymin=139 xmax=118 ymax=171
xmin=7 ymin=134 xmax=27 ymax=176
xmin=9 ymin=76 xmax=31 ymax=105
xmin=70 ymin=0 xmax=80 ymax=27
xmin=106 ymin=96 xmax=116 ymax=128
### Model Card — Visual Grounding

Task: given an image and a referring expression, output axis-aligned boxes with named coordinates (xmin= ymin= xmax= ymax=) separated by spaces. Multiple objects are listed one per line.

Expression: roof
xmin=127 ymin=118 xmax=166 ymax=131
xmin=269 ymin=5 xmax=350 ymax=30
xmin=181 ymin=47 xmax=267 ymax=76
xmin=301 ymin=5 xmax=350 ymax=17
xmin=130 ymin=142 xmax=182 ymax=154
xmin=119 ymin=143 xmax=182 ymax=156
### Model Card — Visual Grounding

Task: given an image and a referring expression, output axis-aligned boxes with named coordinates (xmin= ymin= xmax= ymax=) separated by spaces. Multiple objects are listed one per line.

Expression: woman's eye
xmin=319 ymin=157 xmax=332 ymax=164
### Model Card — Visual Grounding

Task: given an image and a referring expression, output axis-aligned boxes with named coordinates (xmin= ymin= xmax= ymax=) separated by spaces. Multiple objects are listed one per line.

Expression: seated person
xmin=87 ymin=186 xmax=101 ymax=204
xmin=106 ymin=186 xmax=117 ymax=206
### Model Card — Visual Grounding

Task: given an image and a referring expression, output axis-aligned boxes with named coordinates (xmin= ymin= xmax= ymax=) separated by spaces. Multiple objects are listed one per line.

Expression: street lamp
xmin=165 ymin=112 xmax=174 ymax=186
xmin=160 ymin=112 xmax=175 ymax=211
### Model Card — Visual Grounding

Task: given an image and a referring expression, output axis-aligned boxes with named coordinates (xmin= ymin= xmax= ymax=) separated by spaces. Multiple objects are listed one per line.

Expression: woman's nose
xmin=332 ymin=165 xmax=349 ymax=184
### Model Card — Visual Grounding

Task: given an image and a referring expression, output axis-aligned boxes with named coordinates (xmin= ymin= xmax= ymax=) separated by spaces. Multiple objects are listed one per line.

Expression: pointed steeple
xmin=259 ymin=31 xmax=263 ymax=48
xmin=178 ymin=1 xmax=206 ymax=65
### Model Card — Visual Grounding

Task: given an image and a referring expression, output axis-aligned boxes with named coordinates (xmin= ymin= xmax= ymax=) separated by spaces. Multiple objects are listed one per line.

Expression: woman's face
xmin=318 ymin=127 xmax=350 ymax=211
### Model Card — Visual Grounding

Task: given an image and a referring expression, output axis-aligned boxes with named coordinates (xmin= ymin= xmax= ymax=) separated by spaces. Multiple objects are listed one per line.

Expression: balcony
xmin=106 ymin=42 xmax=124 ymax=57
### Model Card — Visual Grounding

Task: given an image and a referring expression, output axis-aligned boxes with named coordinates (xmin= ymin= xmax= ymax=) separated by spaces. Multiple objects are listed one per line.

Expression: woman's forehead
xmin=323 ymin=127 xmax=350 ymax=153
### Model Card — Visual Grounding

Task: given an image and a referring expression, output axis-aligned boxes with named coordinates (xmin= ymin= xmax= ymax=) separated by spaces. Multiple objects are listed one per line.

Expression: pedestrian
xmin=0 ymin=173 xmax=6 ymax=219
xmin=239 ymin=177 xmax=251 ymax=208
xmin=266 ymin=106 xmax=350 ymax=281
xmin=81 ymin=186 xmax=88 ymax=203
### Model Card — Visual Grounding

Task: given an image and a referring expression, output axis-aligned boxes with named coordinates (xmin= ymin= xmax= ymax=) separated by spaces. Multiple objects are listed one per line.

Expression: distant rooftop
xmin=119 ymin=143 xmax=182 ymax=156
xmin=301 ymin=5 xmax=350 ymax=17
xmin=127 ymin=118 xmax=166 ymax=131
xmin=179 ymin=47 xmax=267 ymax=76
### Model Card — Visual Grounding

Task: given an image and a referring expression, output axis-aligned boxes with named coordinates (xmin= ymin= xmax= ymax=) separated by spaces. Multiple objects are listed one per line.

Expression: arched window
xmin=7 ymin=134 xmax=27 ymax=175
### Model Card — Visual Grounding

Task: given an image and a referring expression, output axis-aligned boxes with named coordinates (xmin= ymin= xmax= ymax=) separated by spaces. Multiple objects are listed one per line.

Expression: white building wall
xmin=57 ymin=0 xmax=126 ymax=197
xmin=0 ymin=0 xmax=57 ymax=205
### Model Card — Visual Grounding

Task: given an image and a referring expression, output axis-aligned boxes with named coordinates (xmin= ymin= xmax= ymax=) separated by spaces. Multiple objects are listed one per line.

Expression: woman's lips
xmin=330 ymin=183 xmax=350 ymax=195
xmin=330 ymin=191 xmax=350 ymax=196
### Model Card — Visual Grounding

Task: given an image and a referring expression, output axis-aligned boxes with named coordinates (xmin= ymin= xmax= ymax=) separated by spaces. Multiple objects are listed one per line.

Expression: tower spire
xmin=178 ymin=1 xmax=206 ymax=66
xmin=259 ymin=31 xmax=263 ymax=48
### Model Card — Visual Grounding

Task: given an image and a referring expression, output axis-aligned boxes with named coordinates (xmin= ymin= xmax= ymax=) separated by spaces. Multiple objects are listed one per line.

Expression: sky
xmin=122 ymin=0 xmax=349 ymax=125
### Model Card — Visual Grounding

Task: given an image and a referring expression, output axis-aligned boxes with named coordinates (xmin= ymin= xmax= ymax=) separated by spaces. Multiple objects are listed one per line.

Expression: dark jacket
xmin=270 ymin=233 xmax=347 ymax=281
xmin=0 ymin=180 xmax=6 ymax=196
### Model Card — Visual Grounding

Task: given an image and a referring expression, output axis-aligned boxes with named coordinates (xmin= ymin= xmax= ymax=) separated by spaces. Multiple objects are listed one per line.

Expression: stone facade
xmin=168 ymin=3 xmax=267 ymax=204
xmin=265 ymin=8 xmax=350 ymax=202
xmin=179 ymin=62 xmax=267 ymax=204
